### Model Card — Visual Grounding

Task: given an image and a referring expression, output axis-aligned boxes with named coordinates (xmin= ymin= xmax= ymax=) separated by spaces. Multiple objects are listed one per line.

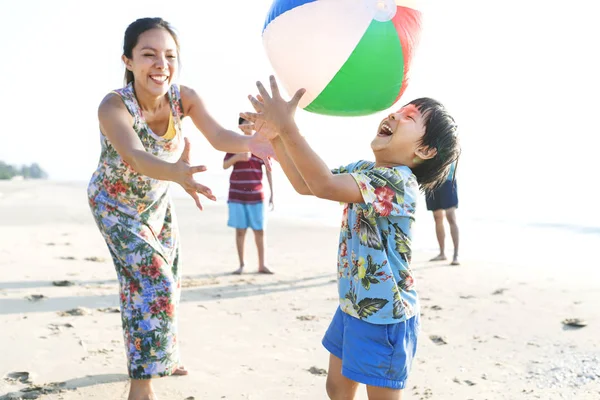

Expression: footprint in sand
xmin=84 ymin=256 xmax=107 ymax=262
xmin=4 ymin=371 xmax=31 ymax=384
xmin=57 ymin=307 xmax=91 ymax=317
xmin=96 ymin=307 xmax=120 ymax=314
xmin=429 ymin=335 xmax=448 ymax=345
xmin=297 ymin=315 xmax=317 ymax=321
xmin=307 ymin=366 xmax=327 ymax=376
xmin=48 ymin=323 xmax=74 ymax=332
xmin=52 ymin=280 xmax=75 ymax=287
xmin=562 ymin=318 xmax=587 ymax=328
xmin=26 ymin=294 xmax=46 ymax=302
xmin=5 ymin=381 xmax=68 ymax=399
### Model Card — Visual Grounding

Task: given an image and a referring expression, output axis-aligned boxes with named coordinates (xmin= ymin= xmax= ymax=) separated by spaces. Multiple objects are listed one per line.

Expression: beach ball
xmin=262 ymin=0 xmax=422 ymax=116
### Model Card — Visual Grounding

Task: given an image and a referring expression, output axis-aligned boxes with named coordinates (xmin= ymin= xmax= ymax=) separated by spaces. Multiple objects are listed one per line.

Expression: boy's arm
xmin=270 ymin=136 xmax=313 ymax=195
xmin=265 ymin=166 xmax=274 ymax=209
xmin=278 ymin=124 xmax=363 ymax=203
xmin=223 ymin=153 xmax=246 ymax=169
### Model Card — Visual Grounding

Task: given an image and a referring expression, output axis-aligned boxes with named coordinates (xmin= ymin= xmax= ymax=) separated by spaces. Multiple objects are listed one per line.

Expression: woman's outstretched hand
xmin=174 ymin=137 xmax=216 ymax=210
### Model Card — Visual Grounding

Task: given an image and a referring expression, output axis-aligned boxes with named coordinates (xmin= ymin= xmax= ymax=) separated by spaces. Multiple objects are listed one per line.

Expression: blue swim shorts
xmin=227 ymin=202 xmax=264 ymax=231
xmin=322 ymin=306 xmax=420 ymax=389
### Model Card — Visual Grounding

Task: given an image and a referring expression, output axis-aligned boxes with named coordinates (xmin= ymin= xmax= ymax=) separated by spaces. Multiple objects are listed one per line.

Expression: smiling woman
xmin=85 ymin=17 xmax=275 ymax=400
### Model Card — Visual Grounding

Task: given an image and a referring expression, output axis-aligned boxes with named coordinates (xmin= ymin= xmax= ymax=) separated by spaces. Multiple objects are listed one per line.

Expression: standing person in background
xmin=426 ymin=161 xmax=460 ymax=265
xmin=223 ymin=117 xmax=274 ymax=275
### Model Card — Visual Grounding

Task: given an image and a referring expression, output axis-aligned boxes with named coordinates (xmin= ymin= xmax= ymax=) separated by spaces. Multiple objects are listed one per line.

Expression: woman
xmin=87 ymin=17 xmax=269 ymax=400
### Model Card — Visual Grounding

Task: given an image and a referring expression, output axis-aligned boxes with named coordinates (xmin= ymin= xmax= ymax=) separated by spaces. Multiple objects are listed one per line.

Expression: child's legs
xmin=228 ymin=203 xmax=251 ymax=266
xmin=252 ymin=230 xmax=265 ymax=267
xmin=326 ymin=354 xmax=359 ymax=400
xmin=366 ymin=385 xmax=403 ymax=400
xmin=327 ymin=353 xmax=403 ymax=400
xmin=322 ymin=307 xmax=358 ymax=399
xmin=247 ymin=203 xmax=266 ymax=267
xmin=235 ymin=229 xmax=247 ymax=265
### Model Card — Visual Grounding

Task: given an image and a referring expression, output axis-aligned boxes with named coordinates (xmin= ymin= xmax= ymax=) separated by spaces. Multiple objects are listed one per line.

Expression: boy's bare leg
xmin=366 ymin=385 xmax=403 ymax=400
xmin=445 ymin=207 xmax=460 ymax=265
xmin=325 ymin=354 xmax=359 ymax=400
xmin=429 ymin=209 xmax=447 ymax=261
xmin=232 ymin=228 xmax=247 ymax=274
xmin=253 ymin=230 xmax=272 ymax=274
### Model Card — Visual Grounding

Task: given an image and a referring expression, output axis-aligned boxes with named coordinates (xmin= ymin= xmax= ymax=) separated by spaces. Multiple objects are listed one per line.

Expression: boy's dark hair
xmin=122 ymin=17 xmax=180 ymax=85
xmin=406 ymin=97 xmax=461 ymax=194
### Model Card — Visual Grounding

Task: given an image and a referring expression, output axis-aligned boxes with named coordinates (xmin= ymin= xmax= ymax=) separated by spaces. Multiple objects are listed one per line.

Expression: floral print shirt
xmin=333 ymin=160 xmax=420 ymax=325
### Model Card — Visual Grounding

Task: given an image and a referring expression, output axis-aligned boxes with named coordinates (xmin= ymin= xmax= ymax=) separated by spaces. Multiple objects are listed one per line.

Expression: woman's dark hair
xmin=122 ymin=17 xmax=181 ymax=85
xmin=406 ymin=97 xmax=461 ymax=194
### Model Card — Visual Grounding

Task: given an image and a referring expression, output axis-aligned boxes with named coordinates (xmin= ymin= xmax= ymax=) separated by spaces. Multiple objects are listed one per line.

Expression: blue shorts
xmin=322 ymin=307 xmax=420 ymax=390
xmin=227 ymin=202 xmax=264 ymax=230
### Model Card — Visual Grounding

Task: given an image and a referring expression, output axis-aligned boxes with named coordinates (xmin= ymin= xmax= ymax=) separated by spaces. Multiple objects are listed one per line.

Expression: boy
xmin=241 ymin=76 xmax=460 ymax=399
xmin=223 ymin=117 xmax=274 ymax=275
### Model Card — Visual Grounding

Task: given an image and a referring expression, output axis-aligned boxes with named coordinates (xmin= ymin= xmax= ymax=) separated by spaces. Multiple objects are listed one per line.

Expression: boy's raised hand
xmin=247 ymin=95 xmax=278 ymax=141
xmin=242 ymin=75 xmax=305 ymax=135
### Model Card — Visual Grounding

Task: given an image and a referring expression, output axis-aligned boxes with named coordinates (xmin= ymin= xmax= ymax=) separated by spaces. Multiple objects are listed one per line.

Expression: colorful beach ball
xmin=262 ymin=0 xmax=422 ymax=116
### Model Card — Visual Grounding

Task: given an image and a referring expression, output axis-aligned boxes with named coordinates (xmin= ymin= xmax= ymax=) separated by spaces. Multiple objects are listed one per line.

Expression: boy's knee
xmin=325 ymin=377 xmax=356 ymax=400
xmin=253 ymin=229 xmax=264 ymax=236
xmin=325 ymin=378 xmax=339 ymax=399
xmin=235 ymin=229 xmax=247 ymax=237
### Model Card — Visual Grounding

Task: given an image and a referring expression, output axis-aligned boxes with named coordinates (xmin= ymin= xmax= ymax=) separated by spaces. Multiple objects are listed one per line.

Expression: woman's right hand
xmin=174 ymin=137 xmax=216 ymax=210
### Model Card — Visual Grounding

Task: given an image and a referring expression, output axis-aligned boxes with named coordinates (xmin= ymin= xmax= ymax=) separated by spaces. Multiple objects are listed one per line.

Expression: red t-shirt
xmin=224 ymin=153 xmax=264 ymax=204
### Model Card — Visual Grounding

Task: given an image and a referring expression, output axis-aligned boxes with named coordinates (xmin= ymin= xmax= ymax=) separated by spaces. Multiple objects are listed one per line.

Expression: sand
xmin=0 ymin=180 xmax=599 ymax=400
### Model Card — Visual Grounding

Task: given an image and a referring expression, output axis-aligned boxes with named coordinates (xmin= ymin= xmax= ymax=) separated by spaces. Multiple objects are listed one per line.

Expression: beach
xmin=0 ymin=180 xmax=599 ymax=400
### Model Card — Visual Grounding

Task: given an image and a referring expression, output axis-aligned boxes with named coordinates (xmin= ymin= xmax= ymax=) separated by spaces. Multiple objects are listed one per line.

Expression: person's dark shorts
xmin=426 ymin=180 xmax=458 ymax=211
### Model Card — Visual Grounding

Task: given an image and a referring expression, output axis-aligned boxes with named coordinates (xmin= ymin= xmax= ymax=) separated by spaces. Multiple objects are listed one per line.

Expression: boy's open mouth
xmin=378 ymin=120 xmax=393 ymax=137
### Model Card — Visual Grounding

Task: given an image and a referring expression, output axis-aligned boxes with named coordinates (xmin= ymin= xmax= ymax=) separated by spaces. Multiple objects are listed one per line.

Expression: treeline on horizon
xmin=0 ymin=161 xmax=48 ymax=180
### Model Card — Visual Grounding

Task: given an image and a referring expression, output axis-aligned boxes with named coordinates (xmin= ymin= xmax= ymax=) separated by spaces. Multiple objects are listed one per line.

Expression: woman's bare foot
xmin=128 ymin=380 xmax=156 ymax=400
xmin=451 ymin=256 xmax=460 ymax=266
xmin=258 ymin=266 xmax=273 ymax=274
xmin=430 ymin=253 xmax=447 ymax=262
xmin=173 ymin=366 xmax=189 ymax=376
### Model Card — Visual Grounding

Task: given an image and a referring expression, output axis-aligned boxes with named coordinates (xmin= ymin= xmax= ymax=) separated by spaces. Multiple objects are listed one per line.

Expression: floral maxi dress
xmin=87 ymin=83 xmax=184 ymax=379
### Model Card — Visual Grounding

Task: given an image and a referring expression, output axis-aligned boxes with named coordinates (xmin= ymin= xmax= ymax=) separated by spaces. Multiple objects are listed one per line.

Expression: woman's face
xmin=123 ymin=28 xmax=179 ymax=96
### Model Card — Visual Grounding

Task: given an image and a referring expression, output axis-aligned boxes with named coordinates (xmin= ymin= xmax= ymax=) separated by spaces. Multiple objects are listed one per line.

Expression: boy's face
xmin=239 ymin=121 xmax=253 ymax=136
xmin=371 ymin=104 xmax=432 ymax=166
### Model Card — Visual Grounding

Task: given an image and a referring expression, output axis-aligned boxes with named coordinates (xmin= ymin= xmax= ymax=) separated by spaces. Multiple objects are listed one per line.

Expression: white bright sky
xmin=1 ymin=0 xmax=598 ymax=224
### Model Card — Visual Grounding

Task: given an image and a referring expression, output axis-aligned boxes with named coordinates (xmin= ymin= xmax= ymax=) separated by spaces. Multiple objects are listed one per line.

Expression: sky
xmin=1 ymin=0 xmax=599 ymax=226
